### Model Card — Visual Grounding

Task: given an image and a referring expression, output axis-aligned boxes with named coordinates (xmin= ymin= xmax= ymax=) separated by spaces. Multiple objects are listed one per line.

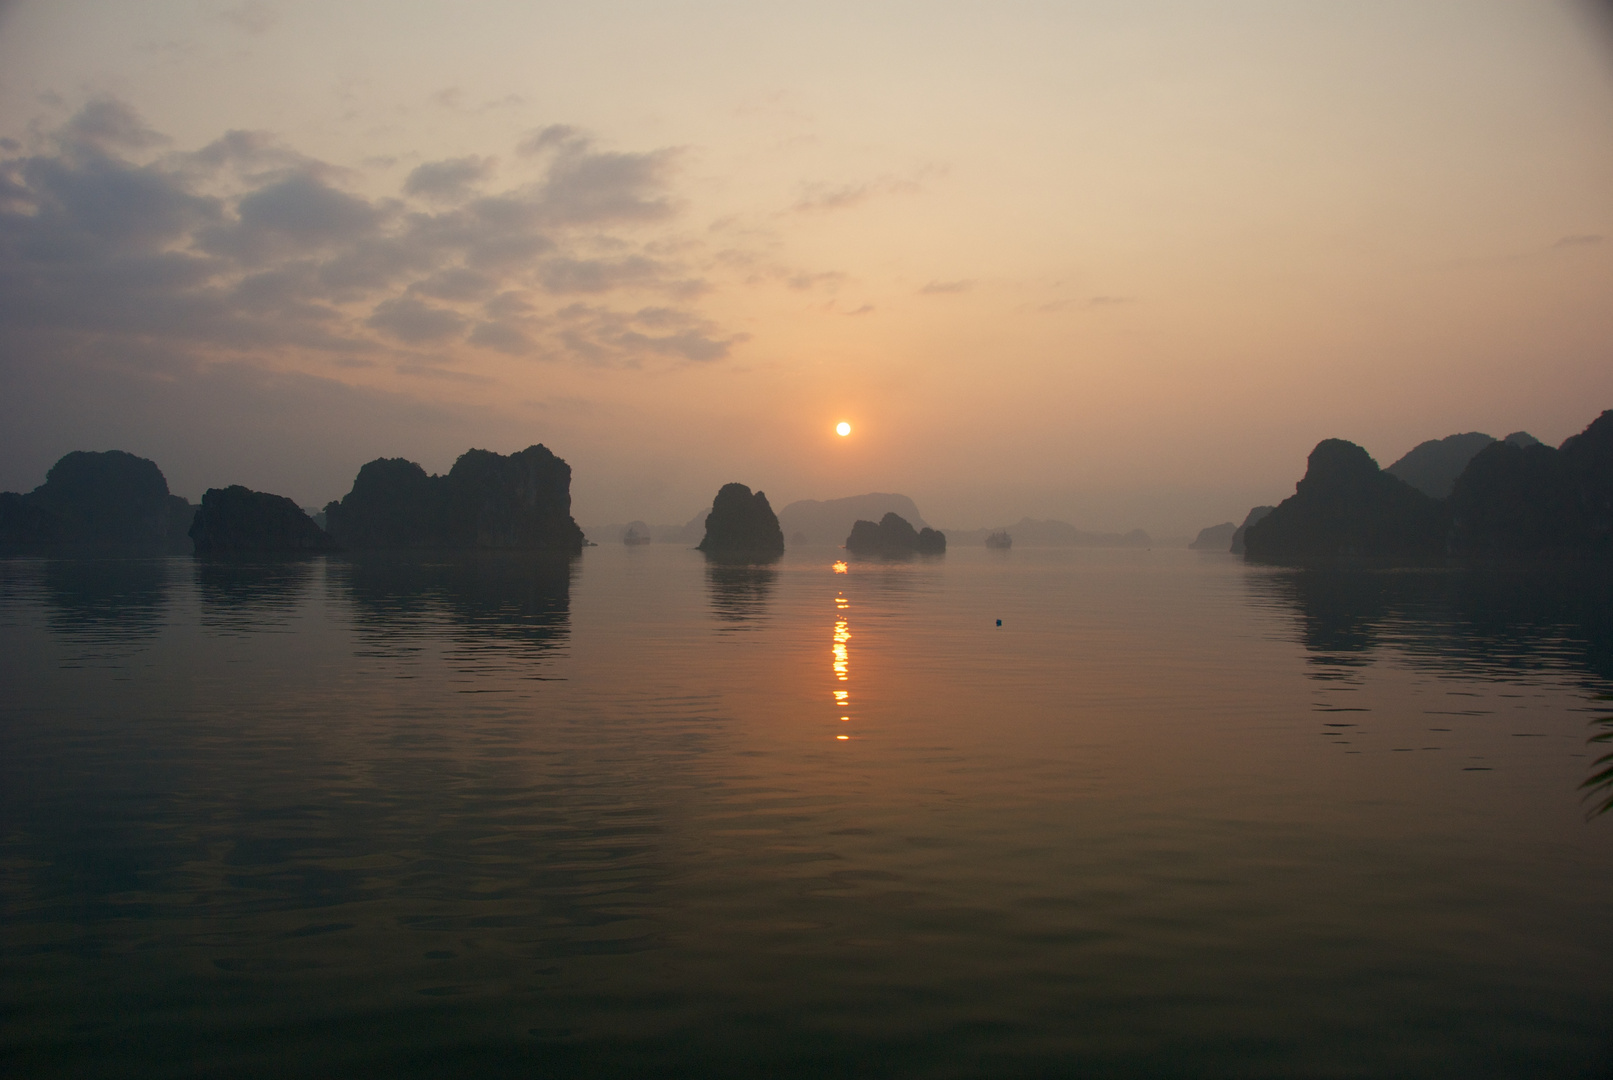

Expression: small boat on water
xmin=985 ymin=530 xmax=1012 ymax=550
xmin=623 ymin=527 xmax=652 ymax=546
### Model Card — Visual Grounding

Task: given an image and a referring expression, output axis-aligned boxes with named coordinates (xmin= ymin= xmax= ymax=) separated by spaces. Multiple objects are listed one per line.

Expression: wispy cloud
xmin=0 ymin=98 xmax=738 ymax=373
xmin=787 ymin=166 xmax=944 ymax=214
xmin=403 ymin=156 xmax=494 ymax=201
xmin=919 ymin=279 xmax=973 ymax=295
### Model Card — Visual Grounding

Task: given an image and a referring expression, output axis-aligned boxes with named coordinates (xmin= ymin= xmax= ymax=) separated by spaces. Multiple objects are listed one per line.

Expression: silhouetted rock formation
xmin=1243 ymin=440 xmax=1448 ymax=561
xmin=778 ymin=493 xmax=928 ymax=546
xmin=1386 ymin=432 xmax=1498 ymax=499
xmin=0 ymin=450 xmax=194 ymax=553
xmin=844 ymin=512 xmax=945 ymax=555
xmin=324 ymin=445 xmax=584 ymax=553
xmin=324 ymin=458 xmax=437 ymax=548
xmin=1450 ymin=410 xmax=1613 ymax=557
xmin=189 ymin=486 xmax=334 ymax=553
xmin=1505 ymin=431 xmax=1542 ymax=449
xmin=1189 ymin=522 xmax=1237 ymax=550
xmin=1229 ymin=506 xmax=1275 ymax=555
xmin=697 ymin=483 xmax=784 ymax=559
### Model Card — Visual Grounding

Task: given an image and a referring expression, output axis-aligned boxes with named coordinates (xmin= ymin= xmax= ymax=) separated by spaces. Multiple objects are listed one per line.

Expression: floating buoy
xmin=996 ymin=619 xmax=1002 ymax=627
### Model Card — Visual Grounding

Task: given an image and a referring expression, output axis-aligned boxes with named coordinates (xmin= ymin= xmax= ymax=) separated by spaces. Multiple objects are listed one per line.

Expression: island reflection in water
xmin=41 ymin=556 xmax=173 ymax=644
xmin=702 ymin=558 xmax=776 ymax=631
xmin=3 ymin=547 xmax=1613 ymax=1079
xmin=1248 ymin=563 xmax=1613 ymax=811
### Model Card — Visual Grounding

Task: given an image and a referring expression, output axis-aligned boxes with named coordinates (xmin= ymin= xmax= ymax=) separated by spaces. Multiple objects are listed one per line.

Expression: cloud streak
xmin=0 ymin=99 xmax=733 ymax=377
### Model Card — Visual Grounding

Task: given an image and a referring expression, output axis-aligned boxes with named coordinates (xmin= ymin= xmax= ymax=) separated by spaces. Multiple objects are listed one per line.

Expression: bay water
xmin=3 ymin=547 xmax=1612 ymax=1077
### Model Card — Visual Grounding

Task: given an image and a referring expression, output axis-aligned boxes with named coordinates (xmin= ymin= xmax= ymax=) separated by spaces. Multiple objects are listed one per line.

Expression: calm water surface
xmin=3 ymin=547 xmax=1612 ymax=1077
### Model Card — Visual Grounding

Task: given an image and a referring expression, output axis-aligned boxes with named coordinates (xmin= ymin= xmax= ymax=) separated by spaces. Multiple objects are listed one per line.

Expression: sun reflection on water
xmin=833 ymin=589 xmax=851 ymax=740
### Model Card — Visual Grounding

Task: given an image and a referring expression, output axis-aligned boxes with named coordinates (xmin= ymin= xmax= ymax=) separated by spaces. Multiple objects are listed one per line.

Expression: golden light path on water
xmin=832 ymin=562 xmax=851 ymax=740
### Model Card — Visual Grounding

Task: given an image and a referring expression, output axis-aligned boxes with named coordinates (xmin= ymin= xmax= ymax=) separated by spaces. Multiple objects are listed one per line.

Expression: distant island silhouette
xmin=1189 ymin=522 xmax=1237 ymax=551
xmin=324 ymin=445 xmax=584 ymax=554
xmin=0 ymin=450 xmax=193 ymax=554
xmin=190 ymin=486 xmax=335 ymax=554
xmin=844 ymin=513 xmax=945 ymax=556
xmin=2 ymin=444 xmax=587 ymax=556
xmin=583 ymin=508 xmax=708 ymax=547
xmin=592 ymin=497 xmax=1153 ymax=552
xmin=778 ymin=494 xmax=929 ymax=547
xmin=1239 ymin=409 xmax=1612 ymax=562
xmin=697 ymin=483 xmax=785 ymax=560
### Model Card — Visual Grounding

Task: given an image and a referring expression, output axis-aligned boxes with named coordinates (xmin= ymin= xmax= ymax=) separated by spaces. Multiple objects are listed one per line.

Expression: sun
xmin=836 ymin=421 xmax=852 ymax=437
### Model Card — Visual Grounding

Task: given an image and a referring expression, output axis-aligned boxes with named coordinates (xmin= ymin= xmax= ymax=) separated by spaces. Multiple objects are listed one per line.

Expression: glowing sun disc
xmin=836 ymin=421 xmax=852 ymax=437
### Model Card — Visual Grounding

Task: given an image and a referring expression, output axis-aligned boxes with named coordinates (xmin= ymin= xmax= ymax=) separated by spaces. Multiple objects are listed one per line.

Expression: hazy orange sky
xmin=2 ymin=0 xmax=1610 ymax=536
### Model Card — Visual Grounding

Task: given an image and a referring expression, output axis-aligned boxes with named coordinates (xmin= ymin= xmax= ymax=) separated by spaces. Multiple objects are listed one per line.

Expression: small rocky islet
xmin=696 ymin=483 xmax=786 ymax=561
xmin=845 ymin=512 xmax=946 ymax=556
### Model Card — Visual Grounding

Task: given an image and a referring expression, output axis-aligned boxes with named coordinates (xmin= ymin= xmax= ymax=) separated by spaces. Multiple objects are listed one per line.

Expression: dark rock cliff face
xmin=1243 ymin=440 xmax=1448 ymax=561
xmin=697 ymin=483 xmax=785 ymax=559
xmin=1450 ymin=410 xmax=1613 ymax=557
xmin=1562 ymin=410 xmax=1613 ymax=545
xmin=845 ymin=512 xmax=945 ymax=556
xmin=324 ymin=458 xmax=440 ymax=549
xmin=324 ymin=445 xmax=585 ymax=553
xmin=441 ymin=447 xmax=584 ymax=550
xmin=0 ymin=450 xmax=193 ymax=552
xmin=190 ymin=486 xmax=334 ymax=553
xmin=1229 ymin=506 xmax=1275 ymax=555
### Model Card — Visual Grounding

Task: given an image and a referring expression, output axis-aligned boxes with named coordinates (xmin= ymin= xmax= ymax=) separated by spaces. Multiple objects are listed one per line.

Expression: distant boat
xmin=623 ymin=527 xmax=652 ymax=546
xmin=986 ymin=530 xmax=1012 ymax=550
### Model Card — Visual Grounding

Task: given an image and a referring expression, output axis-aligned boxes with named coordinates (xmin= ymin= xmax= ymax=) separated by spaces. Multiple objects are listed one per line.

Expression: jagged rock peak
xmin=1244 ymin=439 xmax=1447 ymax=561
xmin=697 ymin=483 xmax=785 ymax=559
xmin=323 ymin=444 xmax=584 ymax=553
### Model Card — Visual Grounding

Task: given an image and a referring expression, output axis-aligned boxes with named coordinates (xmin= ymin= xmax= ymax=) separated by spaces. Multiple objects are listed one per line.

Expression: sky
xmin=1 ymin=0 xmax=1610 ymax=537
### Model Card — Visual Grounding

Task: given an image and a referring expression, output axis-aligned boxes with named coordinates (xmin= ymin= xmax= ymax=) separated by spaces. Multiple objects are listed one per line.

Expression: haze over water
xmin=5 ymin=547 xmax=1612 ymax=1077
